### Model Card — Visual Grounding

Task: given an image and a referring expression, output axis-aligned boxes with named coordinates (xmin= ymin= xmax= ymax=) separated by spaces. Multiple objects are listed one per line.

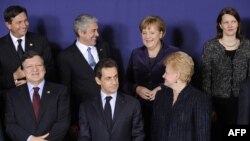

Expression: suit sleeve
xmin=193 ymin=94 xmax=211 ymax=141
xmin=5 ymin=92 xmax=31 ymax=140
xmin=57 ymin=53 xmax=72 ymax=92
xmin=78 ymin=103 xmax=91 ymax=141
xmin=0 ymin=72 xmax=15 ymax=91
xmin=132 ymin=100 xmax=145 ymax=141
xmin=47 ymin=87 xmax=70 ymax=141
xmin=237 ymin=80 xmax=250 ymax=124
xmin=40 ymin=37 xmax=56 ymax=82
xmin=125 ymin=51 xmax=137 ymax=95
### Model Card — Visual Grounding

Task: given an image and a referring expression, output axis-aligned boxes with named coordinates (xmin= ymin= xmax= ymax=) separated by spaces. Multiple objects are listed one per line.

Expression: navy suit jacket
xmin=152 ymin=85 xmax=211 ymax=141
xmin=0 ymin=32 xmax=55 ymax=92
xmin=57 ymin=41 xmax=111 ymax=123
xmin=78 ymin=92 xmax=145 ymax=141
xmin=5 ymin=82 xmax=70 ymax=141
xmin=238 ymin=78 xmax=250 ymax=124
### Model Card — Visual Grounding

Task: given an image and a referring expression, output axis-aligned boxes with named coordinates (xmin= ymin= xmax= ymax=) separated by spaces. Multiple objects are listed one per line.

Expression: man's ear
xmin=95 ymin=77 xmax=101 ymax=85
xmin=5 ymin=22 xmax=11 ymax=30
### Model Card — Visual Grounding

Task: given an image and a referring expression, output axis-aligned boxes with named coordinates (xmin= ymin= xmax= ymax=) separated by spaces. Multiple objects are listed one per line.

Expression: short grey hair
xmin=73 ymin=14 xmax=98 ymax=37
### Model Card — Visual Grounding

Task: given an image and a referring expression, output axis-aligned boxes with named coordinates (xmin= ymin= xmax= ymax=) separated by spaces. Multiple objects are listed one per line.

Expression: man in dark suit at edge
xmin=0 ymin=5 xmax=55 ymax=140
xmin=0 ymin=5 xmax=55 ymax=91
xmin=79 ymin=58 xmax=144 ymax=141
xmin=57 ymin=14 xmax=112 ymax=140
xmin=5 ymin=51 xmax=70 ymax=141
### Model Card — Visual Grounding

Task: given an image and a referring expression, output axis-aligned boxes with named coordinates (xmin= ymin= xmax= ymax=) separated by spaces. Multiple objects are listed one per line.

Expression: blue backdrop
xmin=1 ymin=0 xmax=250 ymax=88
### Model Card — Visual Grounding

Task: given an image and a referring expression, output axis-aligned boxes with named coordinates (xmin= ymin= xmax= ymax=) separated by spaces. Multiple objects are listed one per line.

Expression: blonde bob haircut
xmin=139 ymin=16 xmax=166 ymax=38
xmin=164 ymin=51 xmax=194 ymax=83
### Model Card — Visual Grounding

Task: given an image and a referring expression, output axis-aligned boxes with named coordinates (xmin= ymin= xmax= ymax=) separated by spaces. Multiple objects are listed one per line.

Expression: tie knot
xmin=17 ymin=39 xmax=22 ymax=44
xmin=106 ymin=96 xmax=112 ymax=102
xmin=87 ymin=47 xmax=91 ymax=52
xmin=33 ymin=87 xmax=40 ymax=93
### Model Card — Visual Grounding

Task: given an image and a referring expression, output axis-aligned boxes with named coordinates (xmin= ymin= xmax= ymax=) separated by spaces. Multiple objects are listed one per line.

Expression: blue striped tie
xmin=87 ymin=47 xmax=96 ymax=70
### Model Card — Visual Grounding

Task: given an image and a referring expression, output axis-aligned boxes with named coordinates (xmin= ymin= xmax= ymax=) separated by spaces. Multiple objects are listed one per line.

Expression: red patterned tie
xmin=33 ymin=87 xmax=40 ymax=120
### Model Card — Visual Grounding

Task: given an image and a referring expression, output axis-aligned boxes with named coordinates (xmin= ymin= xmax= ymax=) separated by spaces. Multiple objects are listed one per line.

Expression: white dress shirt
xmin=75 ymin=40 xmax=99 ymax=64
xmin=10 ymin=32 xmax=25 ymax=51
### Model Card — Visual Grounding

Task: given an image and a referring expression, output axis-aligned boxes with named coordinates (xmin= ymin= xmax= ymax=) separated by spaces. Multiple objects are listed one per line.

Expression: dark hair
xmin=216 ymin=7 xmax=242 ymax=40
xmin=4 ymin=5 xmax=28 ymax=23
xmin=94 ymin=58 xmax=118 ymax=79
xmin=21 ymin=50 xmax=44 ymax=69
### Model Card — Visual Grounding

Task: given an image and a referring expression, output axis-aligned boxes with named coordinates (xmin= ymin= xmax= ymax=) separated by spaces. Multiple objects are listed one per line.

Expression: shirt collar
xmin=76 ymin=39 xmax=96 ymax=53
xmin=27 ymin=80 xmax=45 ymax=93
xmin=100 ymin=90 xmax=117 ymax=101
xmin=10 ymin=32 xmax=25 ymax=44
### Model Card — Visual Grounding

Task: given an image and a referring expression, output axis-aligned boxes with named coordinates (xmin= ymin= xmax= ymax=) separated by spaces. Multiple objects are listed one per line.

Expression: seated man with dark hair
xmin=5 ymin=50 xmax=70 ymax=141
xmin=78 ymin=58 xmax=145 ymax=141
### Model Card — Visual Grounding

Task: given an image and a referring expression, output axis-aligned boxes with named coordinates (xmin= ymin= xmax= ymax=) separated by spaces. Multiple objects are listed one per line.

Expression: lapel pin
xmin=100 ymin=48 xmax=103 ymax=51
xmin=29 ymin=43 xmax=33 ymax=46
xmin=47 ymin=91 xmax=50 ymax=94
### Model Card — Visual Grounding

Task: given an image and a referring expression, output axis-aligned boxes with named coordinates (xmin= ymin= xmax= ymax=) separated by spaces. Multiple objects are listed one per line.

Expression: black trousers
xmin=211 ymin=97 xmax=238 ymax=141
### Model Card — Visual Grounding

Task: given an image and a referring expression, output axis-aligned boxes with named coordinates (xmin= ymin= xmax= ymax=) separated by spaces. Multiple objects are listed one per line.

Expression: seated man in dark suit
xmin=0 ymin=6 xmax=55 ymax=133
xmin=78 ymin=58 xmax=145 ymax=141
xmin=238 ymin=78 xmax=250 ymax=124
xmin=5 ymin=51 xmax=70 ymax=141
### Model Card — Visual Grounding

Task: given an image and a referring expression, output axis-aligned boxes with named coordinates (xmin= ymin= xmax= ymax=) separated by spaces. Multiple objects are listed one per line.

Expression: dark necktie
xmin=87 ymin=47 xmax=96 ymax=70
xmin=33 ymin=87 xmax=40 ymax=120
xmin=104 ymin=96 xmax=112 ymax=131
xmin=17 ymin=39 xmax=24 ymax=59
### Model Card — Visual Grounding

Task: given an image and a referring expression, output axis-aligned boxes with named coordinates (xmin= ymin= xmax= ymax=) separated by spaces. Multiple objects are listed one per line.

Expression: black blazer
xmin=238 ymin=78 xmax=250 ymax=124
xmin=152 ymin=85 xmax=211 ymax=141
xmin=5 ymin=82 xmax=70 ymax=141
xmin=78 ymin=92 xmax=145 ymax=141
xmin=57 ymin=41 xmax=111 ymax=123
xmin=0 ymin=32 xmax=55 ymax=92
xmin=126 ymin=42 xmax=179 ymax=94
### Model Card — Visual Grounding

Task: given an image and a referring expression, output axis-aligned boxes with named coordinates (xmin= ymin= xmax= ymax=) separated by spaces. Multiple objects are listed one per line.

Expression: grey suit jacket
xmin=5 ymin=82 xmax=70 ymax=141
xmin=78 ymin=92 xmax=145 ymax=141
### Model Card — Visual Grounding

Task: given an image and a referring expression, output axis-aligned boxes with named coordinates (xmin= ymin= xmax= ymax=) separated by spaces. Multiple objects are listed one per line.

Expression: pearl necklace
xmin=219 ymin=39 xmax=239 ymax=48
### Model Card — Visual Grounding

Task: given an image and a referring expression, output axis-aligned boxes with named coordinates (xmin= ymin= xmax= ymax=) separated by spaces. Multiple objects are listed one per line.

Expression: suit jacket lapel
xmin=4 ymin=34 xmax=21 ymax=66
xmin=112 ymin=93 xmax=126 ymax=132
xmin=73 ymin=44 xmax=95 ymax=72
xmin=38 ymin=82 xmax=51 ymax=123
xmin=25 ymin=33 xmax=35 ymax=51
xmin=19 ymin=85 xmax=38 ymax=123
xmin=96 ymin=43 xmax=105 ymax=60
xmin=92 ymin=95 xmax=107 ymax=130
